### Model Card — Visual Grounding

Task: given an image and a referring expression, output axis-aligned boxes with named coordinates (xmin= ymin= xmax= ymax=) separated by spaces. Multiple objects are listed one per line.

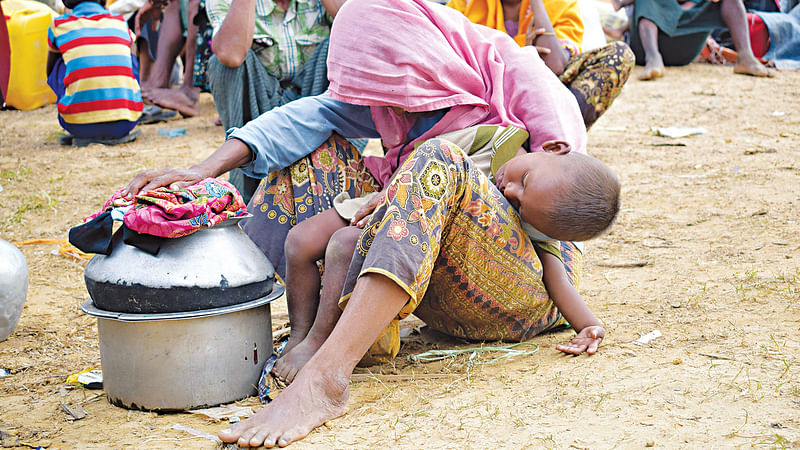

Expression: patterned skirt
xmin=241 ymin=134 xmax=380 ymax=278
xmin=340 ymin=139 xmax=583 ymax=363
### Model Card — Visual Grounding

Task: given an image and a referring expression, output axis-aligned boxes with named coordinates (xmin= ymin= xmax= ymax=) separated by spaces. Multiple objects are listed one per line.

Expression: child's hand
xmin=556 ymin=325 xmax=604 ymax=355
xmin=351 ymin=192 xmax=383 ymax=228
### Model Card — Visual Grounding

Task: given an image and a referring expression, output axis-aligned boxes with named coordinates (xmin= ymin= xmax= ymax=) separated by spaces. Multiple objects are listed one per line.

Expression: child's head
xmin=63 ymin=0 xmax=105 ymax=10
xmin=496 ymin=141 xmax=620 ymax=242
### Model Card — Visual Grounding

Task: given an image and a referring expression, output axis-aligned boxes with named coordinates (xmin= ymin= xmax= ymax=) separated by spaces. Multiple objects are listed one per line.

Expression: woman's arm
xmin=211 ymin=0 xmax=256 ymax=67
xmin=535 ymin=246 xmax=604 ymax=354
xmin=123 ymin=138 xmax=253 ymax=197
xmin=124 ymin=94 xmax=379 ymax=197
xmin=526 ymin=0 xmax=569 ymax=75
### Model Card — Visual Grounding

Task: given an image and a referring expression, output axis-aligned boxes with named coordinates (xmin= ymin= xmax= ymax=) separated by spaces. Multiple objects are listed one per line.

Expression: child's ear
xmin=541 ymin=140 xmax=571 ymax=154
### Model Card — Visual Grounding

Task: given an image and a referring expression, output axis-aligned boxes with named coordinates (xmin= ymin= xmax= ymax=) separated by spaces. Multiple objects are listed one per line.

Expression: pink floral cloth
xmin=87 ymin=178 xmax=248 ymax=238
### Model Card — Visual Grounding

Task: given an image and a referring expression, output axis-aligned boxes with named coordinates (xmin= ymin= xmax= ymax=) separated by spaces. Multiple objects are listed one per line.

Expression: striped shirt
xmin=48 ymin=2 xmax=142 ymax=124
xmin=206 ymin=0 xmax=330 ymax=80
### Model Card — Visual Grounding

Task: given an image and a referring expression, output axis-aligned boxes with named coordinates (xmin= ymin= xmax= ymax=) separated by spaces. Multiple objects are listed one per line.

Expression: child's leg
xmin=281 ymin=208 xmax=348 ymax=356
xmin=273 ymin=225 xmax=362 ymax=383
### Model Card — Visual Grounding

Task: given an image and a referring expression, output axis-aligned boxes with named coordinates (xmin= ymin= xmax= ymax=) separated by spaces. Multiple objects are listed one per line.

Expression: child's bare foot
xmin=281 ymin=329 xmax=308 ymax=356
xmin=218 ymin=365 xmax=349 ymax=447
xmin=146 ymin=86 xmax=200 ymax=117
xmin=272 ymin=333 xmax=326 ymax=383
xmin=733 ymin=56 xmax=774 ymax=78
xmin=638 ymin=54 xmax=665 ymax=80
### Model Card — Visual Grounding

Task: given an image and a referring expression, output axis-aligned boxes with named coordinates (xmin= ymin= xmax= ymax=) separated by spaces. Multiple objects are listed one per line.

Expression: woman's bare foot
xmin=733 ymin=56 xmax=774 ymax=78
xmin=146 ymin=86 xmax=200 ymax=117
xmin=218 ymin=366 xmax=349 ymax=447
xmin=272 ymin=333 xmax=326 ymax=383
xmin=638 ymin=54 xmax=665 ymax=80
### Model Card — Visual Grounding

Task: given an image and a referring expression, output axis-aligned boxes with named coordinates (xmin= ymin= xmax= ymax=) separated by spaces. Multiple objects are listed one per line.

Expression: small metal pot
xmin=81 ymin=285 xmax=283 ymax=411
xmin=0 ymin=239 xmax=28 ymax=342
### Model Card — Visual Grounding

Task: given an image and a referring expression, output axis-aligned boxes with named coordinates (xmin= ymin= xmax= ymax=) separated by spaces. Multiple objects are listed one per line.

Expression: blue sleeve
xmin=228 ymin=93 xmax=380 ymax=179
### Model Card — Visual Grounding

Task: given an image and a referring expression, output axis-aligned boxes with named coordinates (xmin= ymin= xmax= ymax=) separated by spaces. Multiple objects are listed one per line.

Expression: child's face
xmin=495 ymin=141 xmax=572 ymax=236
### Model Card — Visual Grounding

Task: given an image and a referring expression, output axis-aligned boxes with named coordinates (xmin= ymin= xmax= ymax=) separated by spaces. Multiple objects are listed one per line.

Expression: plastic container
xmin=3 ymin=0 xmax=56 ymax=110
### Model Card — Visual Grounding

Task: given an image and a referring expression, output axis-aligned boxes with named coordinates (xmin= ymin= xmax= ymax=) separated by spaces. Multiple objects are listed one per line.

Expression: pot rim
xmin=80 ymin=283 xmax=284 ymax=322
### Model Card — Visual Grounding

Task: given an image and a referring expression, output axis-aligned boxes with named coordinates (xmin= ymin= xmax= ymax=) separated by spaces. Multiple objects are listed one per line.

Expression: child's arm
xmin=535 ymin=246 xmax=605 ymax=355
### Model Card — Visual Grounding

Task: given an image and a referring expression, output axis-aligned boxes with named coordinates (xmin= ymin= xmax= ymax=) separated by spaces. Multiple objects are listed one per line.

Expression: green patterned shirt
xmin=206 ymin=0 xmax=331 ymax=80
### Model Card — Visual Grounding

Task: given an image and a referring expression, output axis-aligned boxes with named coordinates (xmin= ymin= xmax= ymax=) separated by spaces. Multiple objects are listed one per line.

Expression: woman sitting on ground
xmin=125 ymin=0 xmax=613 ymax=446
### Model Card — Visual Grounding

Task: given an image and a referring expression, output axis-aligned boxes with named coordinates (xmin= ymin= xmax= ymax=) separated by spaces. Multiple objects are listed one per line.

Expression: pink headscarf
xmin=327 ymin=0 xmax=587 ymax=185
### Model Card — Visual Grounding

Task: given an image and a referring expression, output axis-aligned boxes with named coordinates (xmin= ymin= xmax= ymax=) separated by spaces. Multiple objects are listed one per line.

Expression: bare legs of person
xmin=636 ymin=17 xmax=664 ymax=80
xmin=140 ymin=0 xmax=184 ymax=96
xmin=218 ymin=272 xmax=409 ymax=447
xmin=145 ymin=0 xmax=203 ymax=116
xmin=276 ymin=224 xmax=364 ymax=382
xmin=720 ymin=0 xmax=772 ymax=77
xmin=278 ymin=208 xmax=347 ymax=355
xmin=273 ymin=225 xmax=362 ymax=383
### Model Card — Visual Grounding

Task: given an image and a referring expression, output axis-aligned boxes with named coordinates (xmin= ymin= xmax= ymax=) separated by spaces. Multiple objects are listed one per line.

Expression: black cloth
xmin=68 ymin=213 xmax=164 ymax=256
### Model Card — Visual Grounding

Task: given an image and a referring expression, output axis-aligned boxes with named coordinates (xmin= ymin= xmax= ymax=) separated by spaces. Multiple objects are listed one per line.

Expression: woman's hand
xmin=350 ymin=192 xmax=383 ymax=228
xmin=525 ymin=27 xmax=554 ymax=56
xmin=556 ymin=325 xmax=605 ymax=355
xmin=123 ymin=168 xmax=208 ymax=199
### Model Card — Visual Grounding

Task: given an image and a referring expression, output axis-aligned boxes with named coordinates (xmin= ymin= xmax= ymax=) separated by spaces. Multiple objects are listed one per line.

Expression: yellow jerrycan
xmin=3 ymin=0 xmax=57 ymax=110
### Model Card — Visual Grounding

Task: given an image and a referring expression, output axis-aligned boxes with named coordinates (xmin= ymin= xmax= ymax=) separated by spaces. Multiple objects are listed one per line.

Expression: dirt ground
xmin=1 ymin=62 xmax=799 ymax=449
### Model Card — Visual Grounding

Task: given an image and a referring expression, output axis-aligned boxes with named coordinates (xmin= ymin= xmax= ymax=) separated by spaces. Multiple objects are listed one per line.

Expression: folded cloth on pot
xmin=69 ymin=178 xmax=248 ymax=255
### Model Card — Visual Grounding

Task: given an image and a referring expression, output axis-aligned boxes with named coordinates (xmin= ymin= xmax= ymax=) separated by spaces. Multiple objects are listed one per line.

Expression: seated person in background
xmin=47 ymin=0 xmax=143 ymax=146
xmin=272 ymin=137 xmax=618 ymax=383
xmin=447 ymin=0 xmax=635 ymax=129
xmin=205 ymin=0 xmax=345 ymax=202
xmin=625 ymin=0 xmax=773 ymax=80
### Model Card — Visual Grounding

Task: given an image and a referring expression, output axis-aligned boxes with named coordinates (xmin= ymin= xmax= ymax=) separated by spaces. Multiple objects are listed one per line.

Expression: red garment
xmin=748 ymin=13 xmax=770 ymax=58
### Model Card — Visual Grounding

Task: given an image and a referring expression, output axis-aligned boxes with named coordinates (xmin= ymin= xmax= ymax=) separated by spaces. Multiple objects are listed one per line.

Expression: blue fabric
xmin=756 ymin=5 xmax=800 ymax=70
xmin=69 ymin=1 xmax=107 ymax=16
xmin=231 ymin=92 xmax=447 ymax=180
xmin=231 ymin=92 xmax=380 ymax=179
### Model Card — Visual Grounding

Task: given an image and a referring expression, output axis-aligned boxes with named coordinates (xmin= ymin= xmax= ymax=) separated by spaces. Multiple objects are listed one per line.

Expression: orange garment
xmin=446 ymin=0 xmax=584 ymax=51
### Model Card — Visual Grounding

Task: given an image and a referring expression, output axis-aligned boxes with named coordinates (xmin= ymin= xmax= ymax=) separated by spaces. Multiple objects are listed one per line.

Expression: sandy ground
xmin=1 ymin=62 xmax=799 ymax=449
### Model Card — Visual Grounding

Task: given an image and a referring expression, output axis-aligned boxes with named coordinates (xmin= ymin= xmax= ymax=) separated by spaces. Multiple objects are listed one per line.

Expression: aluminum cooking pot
xmin=0 ymin=238 xmax=28 ymax=342
xmin=81 ymin=284 xmax=283 ymax=411
xmin=84 ymin=216 xmax=274 ymax=313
